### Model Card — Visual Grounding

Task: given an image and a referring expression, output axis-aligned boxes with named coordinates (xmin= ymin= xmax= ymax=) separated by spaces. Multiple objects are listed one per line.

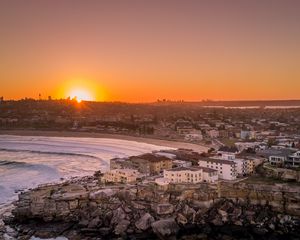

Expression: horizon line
xmin=1 ymin=98 xmax=300 ymax=104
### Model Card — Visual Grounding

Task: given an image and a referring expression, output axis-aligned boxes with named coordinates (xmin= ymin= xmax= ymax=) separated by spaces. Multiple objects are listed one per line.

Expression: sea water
xmin=0 ymin=135 xmax=171 ymax=205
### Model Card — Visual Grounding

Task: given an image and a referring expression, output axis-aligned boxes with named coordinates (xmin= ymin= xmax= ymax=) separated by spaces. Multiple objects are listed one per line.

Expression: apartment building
xmin=163 ymin=166 xmax=218 ymax=184
xmin=221 ymin=153 xmax=254 ymax=176
xmin=198 ymin=158 xmax=237 ymax=180
xmin=110 ymin=153 xmax=172 ymax=176
xmin=103 ymin=169 xmax=140 ymax=183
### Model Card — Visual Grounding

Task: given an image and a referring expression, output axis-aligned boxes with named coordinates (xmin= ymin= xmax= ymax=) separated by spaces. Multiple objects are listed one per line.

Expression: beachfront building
xmin=202 ymin=167 xmax=219 ymax=183
xmin=221 ymin=153 xmax=254 ymax=176
xmin=103 ymin=169 xmax=140 ymax=183
xmin=130 ymin=153 xmax=173 ymax=175
xmin=286 ymin=150 xmax=300 ymax=167
xmin=163 ymin=166 xmax=218 ymax=184
xmin=164 ymin=167 xmax=203 ymax=183
xmin=110 ymin=153 xmax=172 ymax=176
xmin=198 ymin=158 xmax=237 ymax=181
xmin=206 ymin=129 xmax=219 ymax=138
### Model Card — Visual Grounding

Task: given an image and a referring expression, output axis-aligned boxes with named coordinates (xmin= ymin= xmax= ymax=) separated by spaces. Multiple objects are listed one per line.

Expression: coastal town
xmin=1 ymin=1 xmax=300 ymax=239
xmin=1 ymin=99 xmax=300 ymax=185
xmin=1 ymin=100 xmax=300 ymax=239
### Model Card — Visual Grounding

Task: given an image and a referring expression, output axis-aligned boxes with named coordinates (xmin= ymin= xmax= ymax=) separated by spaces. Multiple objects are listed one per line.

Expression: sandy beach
xmin=0 ymin=130 xmax=209 ymax=153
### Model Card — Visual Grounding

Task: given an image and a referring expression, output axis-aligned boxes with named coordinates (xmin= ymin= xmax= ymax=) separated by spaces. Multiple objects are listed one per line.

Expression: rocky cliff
xmin=3 ymin=176 xmax=300 ymax=239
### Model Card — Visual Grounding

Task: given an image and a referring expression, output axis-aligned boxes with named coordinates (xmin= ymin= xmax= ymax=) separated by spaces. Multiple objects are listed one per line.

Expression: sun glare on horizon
xmin=68 ymin=88 xmax=94 ymax=103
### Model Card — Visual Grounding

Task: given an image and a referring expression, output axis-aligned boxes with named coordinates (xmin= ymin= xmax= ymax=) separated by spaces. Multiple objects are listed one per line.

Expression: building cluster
xmin=1 ymin=100 xmax=300 ymax=144
xmin=102 ymin=148 xmax=261 ymax=185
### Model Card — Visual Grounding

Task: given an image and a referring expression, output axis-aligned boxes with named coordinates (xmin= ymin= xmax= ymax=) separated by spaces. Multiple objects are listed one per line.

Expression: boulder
xmin=182 ymin=205 xmax=196 ymax=221
xmin=151 ymin=218 xmax=179 ymax=239
xmin=111 ymin=207 xmax=126 ymax=225
xmin=155 ymin=203 xmax=174 ymax=215
xmin=218 ymin=209 xmax=228 ymax=222
xmin=135 ymin=213 xmax=155 ymax=231
xmin=88 ymin=217 xmax=101 ymax=228
xmin=114 ymin=219 xmax=130 ymax=235
xmin=176 ymin=213 xmax=188 ymax=225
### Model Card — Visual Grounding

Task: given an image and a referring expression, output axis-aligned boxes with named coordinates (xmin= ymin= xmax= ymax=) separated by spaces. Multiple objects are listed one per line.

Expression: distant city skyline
xmin=1 ymin=0 xmax=300 ymax=102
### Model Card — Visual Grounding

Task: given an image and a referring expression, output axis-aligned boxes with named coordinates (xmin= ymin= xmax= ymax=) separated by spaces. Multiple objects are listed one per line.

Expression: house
xmin=198 ymin=158 xmax=237 ymax=180
xmin=163 ymin=166 xmax=218 ymax=184
xmin=218 ymin=146 xmax=239 ymax=154
xmin=259 ymin=148 xmax=295 ymax=167
xmin=241 ymin=130 xmax=256 ymax=140
xmin=177 ymin=126 xmax=194 ymax=135
xmin=206 ymin=129 xmax=219 ymax=138
xmin=285 ymin=150 xmax=300 ymax=167
xmin=175 ymin=119 xmax=193 ymax=135
xmin=184 ymin=132 xmax=203 ymax=141
xmin=103 ymin=169 xmax=140 ymax=183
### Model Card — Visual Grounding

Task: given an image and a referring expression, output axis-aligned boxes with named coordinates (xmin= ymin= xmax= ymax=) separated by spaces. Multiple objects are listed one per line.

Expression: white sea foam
xmin=0 ymin=135 xmax=172 ymax=204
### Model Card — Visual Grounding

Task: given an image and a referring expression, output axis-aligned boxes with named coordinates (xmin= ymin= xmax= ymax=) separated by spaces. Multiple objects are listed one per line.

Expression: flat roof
xmin=165 ymin=166 xmax=217 ymax=172
xmin=131 ymin=153 xmax=172 ymax=162
xmin=199 ymin=158 xmax=236 ymax=165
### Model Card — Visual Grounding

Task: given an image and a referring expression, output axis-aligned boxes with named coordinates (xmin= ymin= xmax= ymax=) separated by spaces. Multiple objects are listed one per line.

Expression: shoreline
xmin=0 ymin=130 xmax=209 ymax=153
xmin=0 ymin=129 xmax=208 ymax=220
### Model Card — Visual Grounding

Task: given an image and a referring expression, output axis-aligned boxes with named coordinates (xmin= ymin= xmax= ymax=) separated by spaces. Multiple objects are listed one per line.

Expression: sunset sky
xmin=0 ymin=0 xmax=299 ymax=102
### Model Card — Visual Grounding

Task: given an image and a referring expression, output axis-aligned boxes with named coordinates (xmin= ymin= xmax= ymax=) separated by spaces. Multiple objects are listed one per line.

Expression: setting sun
xmin=69 ymin=89 xmax=94 ymax=102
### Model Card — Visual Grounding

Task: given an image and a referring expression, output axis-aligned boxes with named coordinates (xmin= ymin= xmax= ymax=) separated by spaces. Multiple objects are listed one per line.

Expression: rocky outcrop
xmin=4 ymin=177 xmax=300 ymax=239
xmin=151 ymin=218 xmax=179 ymax=239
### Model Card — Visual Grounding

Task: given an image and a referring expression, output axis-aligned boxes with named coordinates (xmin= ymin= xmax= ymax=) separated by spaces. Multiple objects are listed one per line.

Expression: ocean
xmin=0 ymin=135 xmax=171 ymax=205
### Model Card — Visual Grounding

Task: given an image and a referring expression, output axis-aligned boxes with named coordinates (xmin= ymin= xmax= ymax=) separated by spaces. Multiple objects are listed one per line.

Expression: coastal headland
xmin=2 ymin=174 xmax=300 ymax=239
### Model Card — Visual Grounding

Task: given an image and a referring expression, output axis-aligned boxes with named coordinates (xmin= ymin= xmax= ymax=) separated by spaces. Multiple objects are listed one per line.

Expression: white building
xmin=221 ymin=153 xmax=254 ymax=176
xmin=163 ymin=166 xmax=218 ymax=184
xmin=207 ymin=129 xmax=219 ymax=138
xmin=241 ymin=130 xmax=256 ymax=140
xmin=155 ymin=177 xmax=171 ymax=186
xmin=198 ymin=158 xmax=237 ymax=181
xmin=184 ymin=131 xmax=203 ymax=141
xmin=269 ymin=153 xmax=289 ymax=166
xmin=286 ymin=150 xmax=300 ymax=167
xmin=202 ymin=168 xmax=219 ymax=183
xmin=103 ymin=169 xmax=140 ymax=183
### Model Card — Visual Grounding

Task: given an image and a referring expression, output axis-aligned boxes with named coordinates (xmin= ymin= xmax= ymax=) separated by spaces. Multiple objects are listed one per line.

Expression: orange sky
xmin=0 ymin=1 xmax=300 ymax=102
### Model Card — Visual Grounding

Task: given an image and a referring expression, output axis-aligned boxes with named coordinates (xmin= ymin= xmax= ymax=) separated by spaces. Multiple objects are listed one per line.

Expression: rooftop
xmin=258 ymin=148 xmax=296 ymax=158
xmin=165 ymin=166 xmax=217 ymax=173
xmin=131 ymin=153 xmax=172 ymax=162
xmin=199 ymin=157 xmax=236 ymax=165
